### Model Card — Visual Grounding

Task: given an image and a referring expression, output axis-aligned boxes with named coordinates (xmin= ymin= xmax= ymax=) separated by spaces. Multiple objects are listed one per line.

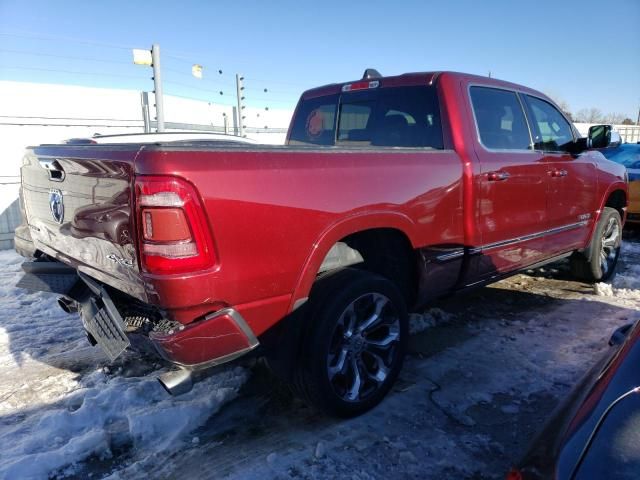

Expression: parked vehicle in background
xmin=600 ymin=141 xmax=640 ymax=224
xmin=507 ymin=319 xmax=640 ymax=480
xmin=14 ymin=70 xmax=628 ymax=417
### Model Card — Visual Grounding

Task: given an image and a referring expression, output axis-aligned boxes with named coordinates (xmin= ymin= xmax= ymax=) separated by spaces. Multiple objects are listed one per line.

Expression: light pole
xmin=236 ymin=74 xmax=245 ymax=137
xmin=151 ymin=44 xmax=165 ymax=132
xmin=133 ymin=45 xmax=165 ymax=132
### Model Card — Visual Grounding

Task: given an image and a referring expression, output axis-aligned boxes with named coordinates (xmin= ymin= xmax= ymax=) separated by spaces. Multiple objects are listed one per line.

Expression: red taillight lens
xmin=135 ymin=176 xmax=216 ymax=274
xmin=506 ymin=468 xmax=523 ymax=480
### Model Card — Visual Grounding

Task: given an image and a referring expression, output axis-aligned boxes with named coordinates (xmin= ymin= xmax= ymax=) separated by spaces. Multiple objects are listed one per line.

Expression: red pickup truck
xmin=15 ymin=70 xmax=628 ymax=417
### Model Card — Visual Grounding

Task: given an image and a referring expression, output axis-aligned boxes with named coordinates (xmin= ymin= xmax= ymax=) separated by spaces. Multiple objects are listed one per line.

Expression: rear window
xmin=288 ymin=86 xmax=443 ymax=149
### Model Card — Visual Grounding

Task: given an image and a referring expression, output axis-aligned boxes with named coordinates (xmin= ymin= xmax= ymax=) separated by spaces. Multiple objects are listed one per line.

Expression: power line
xmin=1 ymin=31 xmax=314 ymax=91
xmin=161 ymin=90 xmax=236 ymax=107
xmin=164 ymin=79 xmax=226 ymax=94
xmin=0 ymin=122 xmax=141 ymax=127
xmin=163 ymin=51 xmax=310 ymax=92
xmin=0 ymin=48 xmax=131 ymax=65
xmin=0 ymin=115 xmax=141 ymax=122
xmin=244 ymin=76 xmax=314 ymax=88
xmin=0 ymin=65 xmax=145 ymax=80
xmin=0 ymin=31 xmax=132 ymax=50
xmin=163 ymin=67 xmax=236 ymax=87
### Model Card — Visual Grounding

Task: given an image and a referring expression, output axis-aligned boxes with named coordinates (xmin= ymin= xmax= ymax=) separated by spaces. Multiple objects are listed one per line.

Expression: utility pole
xmin=236 ymin=74 xmax=245 ymax=137
xmin=151 ymin=44 xmax=165 ymax=132
xmin=140 ymin=92 xmax=151 ymax=133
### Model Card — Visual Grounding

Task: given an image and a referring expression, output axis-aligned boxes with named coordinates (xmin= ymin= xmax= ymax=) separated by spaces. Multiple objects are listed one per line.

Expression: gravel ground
xmin=1 ymin=229 xmax=639 ymax=479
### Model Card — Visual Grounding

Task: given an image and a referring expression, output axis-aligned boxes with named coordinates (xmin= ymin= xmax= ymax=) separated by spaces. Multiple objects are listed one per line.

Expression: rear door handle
xmin=550 ymin=169 xmax=568 ymax=178
xmin=487 ymin=171 xmax=510 ymax=181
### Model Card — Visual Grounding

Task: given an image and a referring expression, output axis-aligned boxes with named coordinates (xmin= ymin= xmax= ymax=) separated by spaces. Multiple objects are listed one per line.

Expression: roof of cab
xmin=299 ymin=71 xmax=545 ymax=101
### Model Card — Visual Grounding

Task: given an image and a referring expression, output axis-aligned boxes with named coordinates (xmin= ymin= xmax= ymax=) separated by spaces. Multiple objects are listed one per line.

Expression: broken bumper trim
xmin=149 ymin=307 xmax=260 ymax=369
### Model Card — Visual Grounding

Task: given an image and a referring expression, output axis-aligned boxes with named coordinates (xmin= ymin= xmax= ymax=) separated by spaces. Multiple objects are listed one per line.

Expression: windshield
xmin=288 ymin=85 xmax=443 ymax=149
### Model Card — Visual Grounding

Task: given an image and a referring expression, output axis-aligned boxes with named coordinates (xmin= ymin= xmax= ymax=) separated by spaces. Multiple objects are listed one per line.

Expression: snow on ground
xmin=0 ymin=250 xmax=248 ymax=479
xmin=409 ymin=307 xmax=453 ymax=334
xmin=595 ymin=241 xmax=640 ymax=299
xmin=0 ymin=235 xmax=639 ymax=479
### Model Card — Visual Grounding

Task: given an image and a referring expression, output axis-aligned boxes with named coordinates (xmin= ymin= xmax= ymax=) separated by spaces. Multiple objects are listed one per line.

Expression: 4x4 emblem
xmin=49 ymin=189 xmax=64 ymax=224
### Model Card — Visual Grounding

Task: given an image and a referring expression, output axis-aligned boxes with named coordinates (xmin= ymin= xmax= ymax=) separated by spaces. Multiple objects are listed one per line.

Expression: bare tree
xmin=622 ymin=118 xmax=635 ymax=125
xmin=603 ymin=112 xmax=627 ymax=125
xmin=575 ymin=108 xmax=604 ymax=123
xmin=544 ymin=92 xmax=573 ymax=120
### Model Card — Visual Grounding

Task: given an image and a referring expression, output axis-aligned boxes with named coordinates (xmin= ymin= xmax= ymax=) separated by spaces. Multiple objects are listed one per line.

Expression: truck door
xmin=468 ymin=86 xmax=548 ymax=277
xmin=521 ymin=94 xmax=597 ymax=253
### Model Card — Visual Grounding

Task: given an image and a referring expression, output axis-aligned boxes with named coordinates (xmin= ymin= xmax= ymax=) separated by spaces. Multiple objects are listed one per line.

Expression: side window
xmin=524 ymin=95 xmax=574 ymax=152
xmin=470 ymin=86 xmax=532 ymax=150
xmin=371 ymin=86 xmax=443 ymax=149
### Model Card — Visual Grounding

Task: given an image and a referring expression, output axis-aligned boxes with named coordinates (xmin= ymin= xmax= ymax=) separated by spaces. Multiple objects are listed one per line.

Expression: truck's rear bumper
xmin=17 ymin=259 xmax=261 ymax=369
xmin=149 ymin=308 xmax=260 ymax=368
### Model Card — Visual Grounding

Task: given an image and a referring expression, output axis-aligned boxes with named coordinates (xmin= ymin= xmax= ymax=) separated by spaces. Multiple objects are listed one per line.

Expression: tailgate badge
xmin=49 ymin=189 xmax=64 ymax=224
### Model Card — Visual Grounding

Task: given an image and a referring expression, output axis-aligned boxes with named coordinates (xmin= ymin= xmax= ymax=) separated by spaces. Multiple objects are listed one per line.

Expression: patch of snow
xmin=1 ymin=233 xmax=640 ymax=480
xmin=594 ymin=282 xmax=614 ymax=297
xmin=594 ymin=241 xmax=640 ymax=299
xmin=409 ymin=308 xmax=453 ymax=335
xmin=0 ymin=250 xmax=249 ymax=479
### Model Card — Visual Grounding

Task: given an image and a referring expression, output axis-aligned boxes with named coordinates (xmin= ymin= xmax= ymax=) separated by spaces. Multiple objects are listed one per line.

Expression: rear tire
xmin=292 ymin=268 xmax=408 ymax=417
xmin=570 ymin=207 xmax=622 ymax=282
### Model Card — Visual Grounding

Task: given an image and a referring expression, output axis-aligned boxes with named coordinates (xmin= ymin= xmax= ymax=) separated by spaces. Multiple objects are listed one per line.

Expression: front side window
xmin=469 ymin=86 xmax=532 ymax=150
xmin=524 ymin=95 xmax=575 ymax=152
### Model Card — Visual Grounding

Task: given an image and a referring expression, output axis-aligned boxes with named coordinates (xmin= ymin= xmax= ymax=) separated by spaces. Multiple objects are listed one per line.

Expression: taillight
xmin=135 ymin=176 xmax=216 ymax=274
xmin=506 ymin=468 xmax=523 ymax=480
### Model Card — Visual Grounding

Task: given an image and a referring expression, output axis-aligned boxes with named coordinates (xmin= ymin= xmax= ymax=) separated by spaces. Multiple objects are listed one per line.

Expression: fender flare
xmin=287 ymin=211 xmax=417 ymax=312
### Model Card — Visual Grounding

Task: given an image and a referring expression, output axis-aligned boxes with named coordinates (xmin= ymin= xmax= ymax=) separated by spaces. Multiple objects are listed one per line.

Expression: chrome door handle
xmin=550 ymin=169 xmax=568 ymax=178
xmin=487 ymin=171 xmax=510 ymax=181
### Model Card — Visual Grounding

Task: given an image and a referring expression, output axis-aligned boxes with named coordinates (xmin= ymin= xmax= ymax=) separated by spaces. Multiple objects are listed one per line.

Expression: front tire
xmin=570 ymin=207 xmax=622 ymax=282
xmin=292 ymin=268 xmax=408 ymax=417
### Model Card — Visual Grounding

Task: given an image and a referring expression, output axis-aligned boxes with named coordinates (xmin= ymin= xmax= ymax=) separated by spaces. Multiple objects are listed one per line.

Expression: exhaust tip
xmin=57 ymin=296 xmax=78 ymax=314
xmin=158 ymin=369 xmax=194 ymax=396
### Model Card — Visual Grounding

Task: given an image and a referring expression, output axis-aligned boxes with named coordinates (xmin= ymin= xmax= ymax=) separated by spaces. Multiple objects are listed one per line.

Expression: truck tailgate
xmin=20 ymin=144 xmax=146 ymax=300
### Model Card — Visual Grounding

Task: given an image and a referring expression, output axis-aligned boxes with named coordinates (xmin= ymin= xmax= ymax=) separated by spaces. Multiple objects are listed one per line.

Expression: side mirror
xmin=588 ymin=125 xmax=622 ymax=149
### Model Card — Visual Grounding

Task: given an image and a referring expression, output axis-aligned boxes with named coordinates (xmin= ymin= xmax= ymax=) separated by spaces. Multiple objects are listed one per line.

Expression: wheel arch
xmin=288 ymin=212 xmax=418 ymax=312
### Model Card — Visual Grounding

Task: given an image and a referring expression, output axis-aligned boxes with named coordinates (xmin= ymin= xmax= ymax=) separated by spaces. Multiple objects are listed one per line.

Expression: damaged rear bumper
xmin=149 ymin=307 xmax=259 ymax=369
xmin=17 ymin=260 xmax=260 ymax=370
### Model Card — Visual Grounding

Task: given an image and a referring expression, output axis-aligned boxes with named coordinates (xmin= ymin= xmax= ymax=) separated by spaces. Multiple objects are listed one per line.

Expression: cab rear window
xmin=288 ymin=86 xmax=443 ymax=149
